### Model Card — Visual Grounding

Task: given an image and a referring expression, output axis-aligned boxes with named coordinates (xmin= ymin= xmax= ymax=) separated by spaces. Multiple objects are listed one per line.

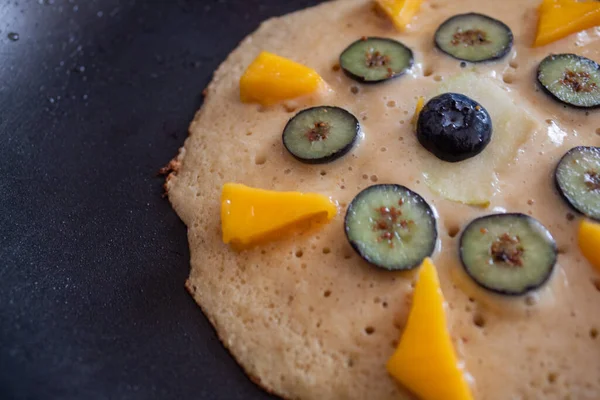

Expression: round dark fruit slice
xmin=459 ymin=213 xmax=557 ymax=296
xmin=434 ymin=13 xmax=513 ymax=62
xmin=345 ymin=184 xmax=437 ymax=271
xmin=339 ymin=37 xmax=414 ymax=84
xmin=282 ymin=106 xmax=360 ymax=164
xmin=537 ymin=54 xmax=600 ymax=108
xmin=555 ymin=146 xmax=600 ymax=221
xmin=417 ymin=93 xmax=492 ymax=163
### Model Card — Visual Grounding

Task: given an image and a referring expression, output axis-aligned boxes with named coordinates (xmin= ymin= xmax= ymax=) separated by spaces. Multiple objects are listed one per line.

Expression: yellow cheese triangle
xmin=221 ymin=183 xmax=337 ymax=246
xmin=239 ymin=51 xmax=325 ymax=106
xmin=387 ymin=258 xmax=474 ymax=400
xmin=534 ymin=0 xmax=600 ymax=47
xmin=578 ymin=219 xmax=600 ymax=272
xmin=375 ymin=0 xmax=423 ymax=31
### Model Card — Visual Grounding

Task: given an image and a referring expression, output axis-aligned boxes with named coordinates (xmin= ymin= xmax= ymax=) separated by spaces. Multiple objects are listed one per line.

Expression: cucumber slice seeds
xmin=434 ymin=13 xmax=513 ymax=63
xmin=537 ymin=54 xmax=600 ymax=108
xmin=345 ymin=184 xmax=437 ymax=271
xmin=555 ymin=146 xmax=600 ymax=221
xmin=339 ymin=37 xmax=414 ymax=83
xmin=460 ymin=214 xmax=557 ymax=296
xmin=282 ymin=106 xmax=360 ymax=164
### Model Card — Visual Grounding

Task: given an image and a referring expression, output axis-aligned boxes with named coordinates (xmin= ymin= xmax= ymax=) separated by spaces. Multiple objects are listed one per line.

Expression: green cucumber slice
xmin=434 ymin=13 xmax=513 ymax=63
xmin=555 ymin=146 xmax=600 ymax=221
xmin=345 ymin=184 xmax=437 ymax=271
xmin=459 ymin=214 xmax=557 ymax=296
xmin=537 ymin=54 xmax=600 ymax=108
xmin=282 ymin=106 xmax=359 ymax=164
xmin=339 ymin=37 xmax=413 ymax=84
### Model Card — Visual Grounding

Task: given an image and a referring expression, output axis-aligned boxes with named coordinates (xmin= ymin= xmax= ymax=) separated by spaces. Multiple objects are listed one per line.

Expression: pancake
xmin=164 ymin=0 xmax=600 ymax=399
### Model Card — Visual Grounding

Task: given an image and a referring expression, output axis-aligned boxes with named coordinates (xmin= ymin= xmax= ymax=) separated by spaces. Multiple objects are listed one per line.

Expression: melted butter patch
xmin=419 ymin=72 xmax=542 ymax=206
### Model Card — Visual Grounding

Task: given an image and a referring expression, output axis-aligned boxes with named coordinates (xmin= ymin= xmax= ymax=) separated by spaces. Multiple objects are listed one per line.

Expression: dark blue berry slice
xmin=460 ymin=214 xmax=557 ymax=296
xmin=555 ymin=146 xmax=600 ymax=221
xmin=435 ymin=13 xmax=513 ymax=63
xmin=345 ymin=184 xmax=437 ymax=271
xmin=537 ymin=54 xmax=600 ymax=108
xmin=282 ymin=106 xmax=359 ymax=164
xmin=339 ymin=37 xmax=413 ymax=84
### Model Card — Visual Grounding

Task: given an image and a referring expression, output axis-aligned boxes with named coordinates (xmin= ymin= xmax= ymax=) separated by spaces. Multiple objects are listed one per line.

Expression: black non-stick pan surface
xmin=0 ymin=1 xmax=325 ymax=398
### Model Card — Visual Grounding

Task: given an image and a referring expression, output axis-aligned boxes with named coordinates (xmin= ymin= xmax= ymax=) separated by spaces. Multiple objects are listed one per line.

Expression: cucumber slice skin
xmin=459 ymin=213 xmax=557 ymax=296
xmin=434 ymin=13 xmax=513 ymax=63
xmin=537 ymin=54 xmax=600 ymax=109
xmin=339 ymin=37 xmax=414 ymax=84
xmin=282 ymin=106 xmax=360 ymax=164
xmin=555 ymin=146 xmax=600 ymax=221
xmin=344 ymin=184 xmax=438 ymax=271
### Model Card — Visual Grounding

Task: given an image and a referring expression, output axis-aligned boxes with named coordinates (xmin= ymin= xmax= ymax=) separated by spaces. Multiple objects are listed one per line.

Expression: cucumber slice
xmin=555 ymin=146 xmax=600 ymax=221
xmin=537 ymin=54 xmax=600 ymax=108
xmin=339 ymin=37 xmax=413 ymax=84
xmin=459 ymin=214 xmax=557 ymax=296
xmin=434 ymin=13 xmax=513 ymax=63
xmin=345 ymin=184 xmax=437 ymax=271
xmin=282 ymin=106 xmax=359 ymax=164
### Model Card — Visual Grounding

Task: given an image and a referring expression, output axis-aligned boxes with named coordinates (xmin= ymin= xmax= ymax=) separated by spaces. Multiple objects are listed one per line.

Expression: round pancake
xmin=165 ymin=0 xmax=600 ymax=399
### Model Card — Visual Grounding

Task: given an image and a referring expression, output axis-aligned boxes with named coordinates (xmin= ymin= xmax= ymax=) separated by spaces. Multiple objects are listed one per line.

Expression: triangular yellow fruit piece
xmin=387 ymin=258 xmax=474 ymax=400
xmin=239 ymin=51 xmax=325 ymax=106
xmin=221 ymin=183 xmax=337 ymax=246
xmin=375 ymin=0 xmax=423 ymax=31
xmin=411 ymin=96 xmax=425 ymax=130
xmin=578 ymin=219 xmax=600 ymax=272
xmin=534 ymin=0 xmax=600 ymax=47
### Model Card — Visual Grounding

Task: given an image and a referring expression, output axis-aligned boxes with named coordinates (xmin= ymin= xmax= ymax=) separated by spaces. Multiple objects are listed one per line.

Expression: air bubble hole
xmin=255 ymin=154 xmax=267 ymax=165
xmin=447 ymin=224 xmax=460 ymax=238
xmin=503 ymin=72 xmax=515 ymax=84
xmin=473 ymin=313 xmax=486 ymax=328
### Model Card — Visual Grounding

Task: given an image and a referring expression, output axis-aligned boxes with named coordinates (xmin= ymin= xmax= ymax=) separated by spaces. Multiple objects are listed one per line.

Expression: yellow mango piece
xmin=375 ymin=0 xmax=423 ymax=31
xmin=578 ymin=219 xmax=600 ymax=272
xmin=534 ymin=0 xmax=600 ymax=47
xmin=239 ymin=51 xmax=324 ymax=106
xmin=221 ymin=183 xmax=337 ymax=246
xmin=411 ymin=96 xmax=425 ymax=130
xmin=387 ymin=258 xmax=474 ymax=400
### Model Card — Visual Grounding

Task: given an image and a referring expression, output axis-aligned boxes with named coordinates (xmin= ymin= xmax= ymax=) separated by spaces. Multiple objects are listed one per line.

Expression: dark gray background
xmin=0 ymin=1 xmax=323 ymax=398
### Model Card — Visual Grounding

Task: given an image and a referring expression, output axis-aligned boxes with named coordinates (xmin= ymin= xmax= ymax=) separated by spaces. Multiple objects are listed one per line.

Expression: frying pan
xmin=0 ymin=1 xmax=323 ymax=398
